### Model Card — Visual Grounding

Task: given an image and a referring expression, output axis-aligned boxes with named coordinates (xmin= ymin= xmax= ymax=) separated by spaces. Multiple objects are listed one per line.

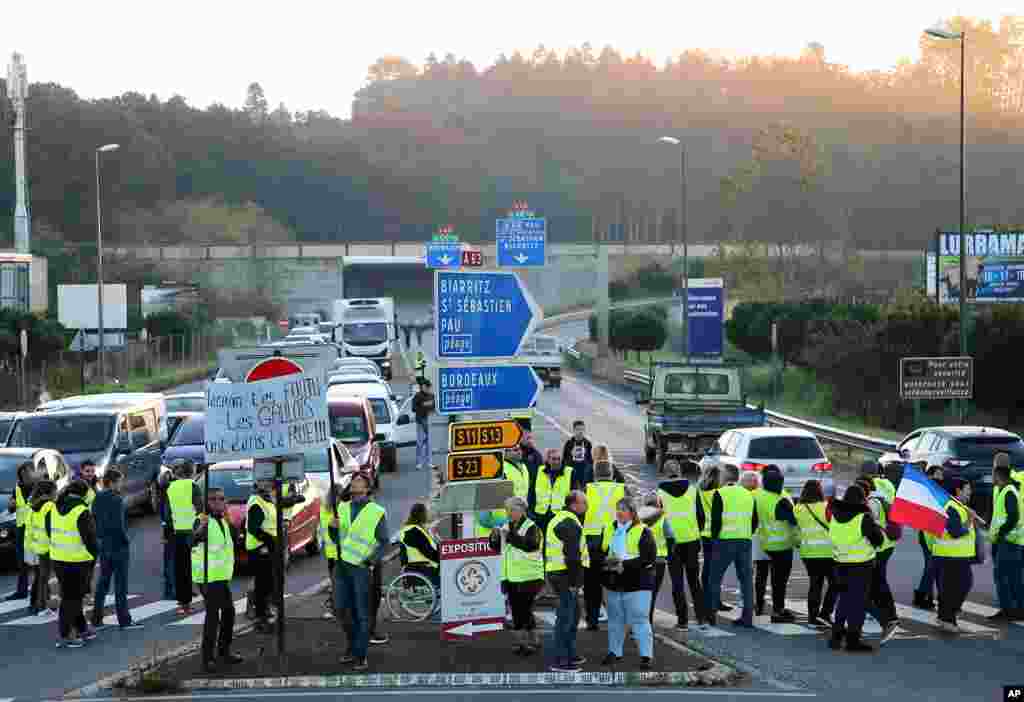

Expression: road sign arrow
xmin=434 ymin=270 xmax=542 ymax=359
xmin=439 ymin=254 xmax=453 ymax=265
xmin=514 ymin=253 xmax=529 ymax=264
xmin=445 ymin=619 xmax=504 ymax=637
xmin=449 ymin=419 xmax=524 ymax=452
xmin=436 ymin=364 xmax=542 ymax=414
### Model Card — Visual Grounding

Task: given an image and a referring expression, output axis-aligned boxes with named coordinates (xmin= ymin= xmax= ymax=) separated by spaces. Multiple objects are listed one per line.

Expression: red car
xmin=203 ymin=460 xmax=322 ymax=570
xmin=326 ymin=392 xmax=383 ymax=489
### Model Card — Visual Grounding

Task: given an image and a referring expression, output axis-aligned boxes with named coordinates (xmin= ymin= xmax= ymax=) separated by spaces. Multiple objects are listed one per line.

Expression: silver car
xmin=699 ymin=427 xmax=835 ymax=497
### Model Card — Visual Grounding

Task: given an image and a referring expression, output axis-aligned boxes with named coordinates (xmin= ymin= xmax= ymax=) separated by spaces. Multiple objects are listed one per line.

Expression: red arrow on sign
xmin=245 ymin=356 xmax=304 ymax=382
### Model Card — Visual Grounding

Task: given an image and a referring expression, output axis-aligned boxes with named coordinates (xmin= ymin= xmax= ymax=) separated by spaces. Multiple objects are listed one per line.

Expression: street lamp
xmin=658 ymin=136 xmax=688 ymax=359
xmin=95 ymin=143 xmax=120 ymax=381
xmin=924 ymin=25 xmax=967 ymax=421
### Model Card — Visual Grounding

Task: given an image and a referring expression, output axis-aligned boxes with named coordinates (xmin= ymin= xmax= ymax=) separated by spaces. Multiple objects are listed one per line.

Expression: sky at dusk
xmin=3 ymin=1 xmax=1019 ymax=118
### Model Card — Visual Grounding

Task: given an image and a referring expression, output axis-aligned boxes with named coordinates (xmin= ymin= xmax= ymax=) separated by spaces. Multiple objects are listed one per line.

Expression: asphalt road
xmin=2 ymin=317 xmax=1019 ymax=701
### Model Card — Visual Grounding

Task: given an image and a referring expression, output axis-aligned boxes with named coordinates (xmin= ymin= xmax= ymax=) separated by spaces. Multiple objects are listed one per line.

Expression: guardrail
xmin=620 ymin=365 xmax=899 ymax=454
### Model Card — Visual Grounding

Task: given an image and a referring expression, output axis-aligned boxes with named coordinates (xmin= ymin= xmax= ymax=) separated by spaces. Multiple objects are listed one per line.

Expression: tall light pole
xmin=659 ymin=136 xmax=688 ymax=359
xmin=924 ymin=25 xmax=967 ymax=421
xmin=95 ymin=143 xmax=120 ymax=381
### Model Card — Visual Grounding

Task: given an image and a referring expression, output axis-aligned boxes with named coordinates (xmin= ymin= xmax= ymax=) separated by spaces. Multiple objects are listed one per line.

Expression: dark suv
xmin=879 ymin=426 xmax=1024 ymax=521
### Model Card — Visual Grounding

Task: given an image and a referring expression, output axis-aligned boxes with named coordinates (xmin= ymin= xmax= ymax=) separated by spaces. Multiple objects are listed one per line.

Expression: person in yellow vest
xmin=934 ymin=477 xmax=979 ymax=633
xmin=703 ymin=466 xmax=758 ymax=627
xmin=77 ymin=460 xmax=100 ymax=606
xmin=5 ymin=461 xmax=38 ymax=601
xmin=529 ymin=449 xmax=574 ymax=532
xmin=856 ymin=474 xmax=899 ymax=643
xmin=990 ymin=463 xmax=1024 ymax=621
xmin=399 ymin=503 xmax=440 ymax=600
xmin=246 ymin=478 xmax=278 ymax=633
xmin=658 ymin=461 xmax=709 ymax=630
xmin=545 ymin=490 xmax=588 ymax=674
xmin=913 ymin=465 xmax=945 ymax=611
xmin=167 ymin=460 xmax=202 ymax=616
xmin=695 ymin=466 xmax=730 ymax=615
xmin=327 ymin=472 xmax=389 ymax=671
xmin=502 ymin=445 xmax=531 ymax=501
xmin=319 ymin=483 xmax=343 ymax=618
xmin=794 ymin=479 xmax=836 ymax=627
xmin=50 ymin=480 xmax=99 ymax=648
xmin=582 ymin=460 xmax=625 ymax=630
xmin=27 ymin=480 xmax=58 ymax=616
xmin=827 ymin=484 xmax=885 ymax=652
xmin=752 ymin=466 xmax=798 ymax=622
xmin=192 ymin=487 xmax=244 ymax=673
xmin=489 ymin=496 xmax=543 ymax=655
xmin=414 ymin=351 xmax=426 ymax=383
xmin=641 ymin=492 xmax=670 ymax=625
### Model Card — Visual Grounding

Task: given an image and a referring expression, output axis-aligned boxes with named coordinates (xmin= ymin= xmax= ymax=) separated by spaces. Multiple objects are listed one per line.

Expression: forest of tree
xmin=2 ymin=15 xmax=1024 ymax=254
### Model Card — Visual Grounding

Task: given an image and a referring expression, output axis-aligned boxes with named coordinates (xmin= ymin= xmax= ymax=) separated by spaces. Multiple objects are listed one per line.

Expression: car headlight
xmin=381 ymin=361 xmax=391 ymax=367
xmin=0 ymin=528 xmax=9 ymax=540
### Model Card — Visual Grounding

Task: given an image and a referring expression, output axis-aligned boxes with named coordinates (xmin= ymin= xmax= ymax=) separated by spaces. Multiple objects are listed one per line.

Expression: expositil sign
xmin=440 ymin=537 xmax=504 ymax=640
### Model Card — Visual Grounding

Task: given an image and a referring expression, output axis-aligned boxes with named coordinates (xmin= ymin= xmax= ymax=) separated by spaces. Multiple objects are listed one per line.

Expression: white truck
xmin=516 ymin=333 xmax=562 ymax=388
xmin=334 ymin=298 xmax=397 ymax=379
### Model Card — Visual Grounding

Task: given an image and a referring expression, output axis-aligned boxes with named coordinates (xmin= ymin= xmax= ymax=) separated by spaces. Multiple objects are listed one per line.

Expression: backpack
xmin=873 ymin=496 xmax=903 ymax=541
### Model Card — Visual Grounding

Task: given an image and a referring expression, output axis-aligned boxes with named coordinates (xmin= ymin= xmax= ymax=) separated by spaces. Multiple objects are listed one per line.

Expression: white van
xmin=326 ymin=382 xmax=416 ymax=473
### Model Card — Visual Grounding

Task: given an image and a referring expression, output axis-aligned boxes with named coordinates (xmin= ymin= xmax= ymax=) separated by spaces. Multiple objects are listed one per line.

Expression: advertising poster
xmin=927 ymin=231 xmax=1024 ymax=303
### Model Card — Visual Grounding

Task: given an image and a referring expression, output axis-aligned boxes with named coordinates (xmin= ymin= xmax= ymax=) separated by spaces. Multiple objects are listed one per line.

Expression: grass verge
xmin=78 ymin=364 xmax=216 ymax=395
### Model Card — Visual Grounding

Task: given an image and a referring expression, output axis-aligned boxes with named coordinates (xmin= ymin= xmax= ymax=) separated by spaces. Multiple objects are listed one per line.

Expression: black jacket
xmin=412 ymin=391 xmax=435 ymax=423
xmin=710 ymin=487 xmax=759 ymax=540
xmin=562 ymin=438 xmax=593 ymax=472
xmin=92 ymin=490 xmax=131 ymax=554
xmin=603 ymin=524 xmax=657 ymax=592
xmin=761 ymin=470 xmax=797 ymax=527
xmin=830 ymin=497 xmax=885 ymax=552
xmin=402 ymin=523 xmax=440 ymax=564
xmin=546 ymin=511 xmax=584 ymax=591
xmin=52 ymin=493 xmax=98 ymax=559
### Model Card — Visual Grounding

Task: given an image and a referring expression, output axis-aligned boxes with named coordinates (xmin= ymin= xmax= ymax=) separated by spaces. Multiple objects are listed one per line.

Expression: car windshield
xmin=207 ymin=469 xmax=255 ymax=502
xmin=328 ymin=408 xmax=369 ymax=443
xmin=0 ymin=455 xmax=28 ymax=491
xmin=166 ymin=396 xmax=206 ymax=413
xmin=952 ymin=436 xmax=1024 ymax=463
xmin=747 ymin=436 xmax=824 ymax=460
xmin=343 ymin=322 xmax=387 ymax=344
xmin=170 ymin=416 xmax=205 ymax=446
xmin=368 ymin=399 xmax=391 ymax=424
xmin=0 ymin=419 xmax=13 ymax=442
xmin=664 ymin=373 xmax=730 ymax=395
xmin=8 ymin=415 xmax=115 ymax=454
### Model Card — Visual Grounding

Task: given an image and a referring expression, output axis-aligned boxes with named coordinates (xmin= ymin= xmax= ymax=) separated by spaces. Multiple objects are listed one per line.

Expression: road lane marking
xmin=47 ymin=691 xmax=818 ymax=701
xmin=104 ymin=599 xmax=183 ymax=626
xmin=956 ymin=599 xmax=1024 ymax=628
xmin=0 ymin=597 xmax=32 ymax=616
xmin=535 ymin=408 xmax=572 ymax=438
xmin=713 ymin=602 xmax=819 ymax=635
xmin=783 ymin=599 xmax=883 ymax=634
xmin=170 ymin=598 xmax=247 ymax=625
xmin=891 ymin=602 xmax=997 ymax=634
xmin=3 ymin=594 xmax=141 ymax=625
xmin=563 ymin=375 xmax=637 ymax=409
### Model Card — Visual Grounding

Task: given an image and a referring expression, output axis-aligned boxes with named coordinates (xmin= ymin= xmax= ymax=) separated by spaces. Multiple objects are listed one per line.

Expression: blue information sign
xmin=686 ymin=278 xmax=725 ymax=357
xmin=496 ymin=217 xmax=547 ymax=267
xmin=436 ymin=364 xmax=541 ymax=415
xmin=434 ymin=270 xmax=541 ymax=359
xmin=425 ymin=242 xmax=464 ymax=269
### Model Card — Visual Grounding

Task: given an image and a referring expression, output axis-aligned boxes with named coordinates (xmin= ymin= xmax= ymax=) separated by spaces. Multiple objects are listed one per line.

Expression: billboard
xmin=57 ymin=284 xmax=128 ymax=330
xmin=926 ymin=231 xmax=1024 ymax=303
xmin=142 ymin=285 xmax=200 ymax=318
xmin=686 ymin=278 xmax=725 ymax=357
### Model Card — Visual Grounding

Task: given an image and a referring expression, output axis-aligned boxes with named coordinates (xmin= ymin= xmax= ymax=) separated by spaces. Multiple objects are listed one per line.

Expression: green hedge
xmin=727 ymin=301 xmax=882 ymax=357
xmin=0 ymin=310 xmax=67 ymax=360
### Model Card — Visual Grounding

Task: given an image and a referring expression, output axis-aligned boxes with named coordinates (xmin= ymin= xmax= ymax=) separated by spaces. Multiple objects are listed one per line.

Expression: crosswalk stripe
xmin=783 ymin=599 xmax=883 ymax=634
xmin=950 ymin=600 xmax=1024 ymax=629
xmin=170 ymin=598 xmax=247 ymax=626
xmin=891 ymin=602 xmax=997 ymax=634
xmin=714 ymin=602 xmax=819 ymax=636
xmin=3 ymin=595 xmax=141 ymax=626
xmin=0 ymin=598 xmax=31 ymax=616
xmin=103 ymin=599 xmax=182 ymax=626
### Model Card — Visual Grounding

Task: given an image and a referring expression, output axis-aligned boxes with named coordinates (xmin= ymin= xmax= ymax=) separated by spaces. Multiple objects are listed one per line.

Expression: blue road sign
xmin=436 ymin=364 xmax=542 ymax=414
xmin=434 ymin=270 xmax=542 ymax=360
xmin=425 ymin=242 xmax=464 ymax=268
xmin=686 ymin=278 xmax=725 ymax=357
xmin=496 ymin=217 xmax=547 ymax=267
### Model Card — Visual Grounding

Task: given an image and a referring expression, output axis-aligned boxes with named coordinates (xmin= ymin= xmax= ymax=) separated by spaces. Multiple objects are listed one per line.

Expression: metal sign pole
xmin=275 ymin=459 xmax=286 ymax=664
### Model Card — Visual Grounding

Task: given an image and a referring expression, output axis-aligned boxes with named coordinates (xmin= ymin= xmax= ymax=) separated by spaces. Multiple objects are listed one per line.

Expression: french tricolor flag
xmin=889 ymin=464 xmax=952 ymax=536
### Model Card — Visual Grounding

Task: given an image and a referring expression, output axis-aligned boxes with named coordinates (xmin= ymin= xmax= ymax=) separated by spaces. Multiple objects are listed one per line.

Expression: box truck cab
xmin=335 ymin=298 xmax=397 ymax=380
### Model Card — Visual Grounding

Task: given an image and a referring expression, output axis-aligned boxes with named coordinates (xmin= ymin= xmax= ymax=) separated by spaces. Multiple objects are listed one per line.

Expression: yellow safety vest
xmin=600 ymin=522 xmax=648 ymax=560
xmin=534 ymin=466 xmax=573 ymax=517
xmin=583 ymin=482 xmax=625 ymax=536
xmin=794 ymin=502 xmax=831 ymax=559
xmin=717 ymin=485 xmax=755 ymax=540
xmin=84 ymin=487 xmax=96 ymax=510
xmin=649 ymin=516 xmax=668 ymax=558
xmin=874 ymin=478 xmax=896 ymax=504
xmin=319 ymin=502 xmax=338 ymax=560
xmin=502 ymin=518 xmax=544 ymax=583
xmin=14 ymin=485 xmax=28 ymax=528
xmin=755 ymin=490 xmax=795 ymax=552
xmin=931 ymin=501 xmax=976 ymax=558
xmin=545 ymin=510 xmax=589 ymax=573
xmin=870 ymin=495 xmax=896 ymax=552
xmin=699 ymin=488 xmax=717 ymax=538
xmin=50 ymin=503 xmax=94 ymax=563
xmin=340 ymin=501 xmax=386 ymax=566
xmin=659 ymin=487 xmax=699 ymax=544
xmin=991 ymin=484 xmax=1024 ymax=545
xmin=245 ymin=494 xmax=278 ymax=551
xmin=167 ymin=479 xmax=197 ymax=532
xmin=502 ymin=461 xmax=530 ymax=500
xmin=191 ymin=517 xmax=235 ymax=583
xmin=28 ymin=501 xmax=54 ymax=556
xmin=830 ymin=514 xmax=875 ymax=564
xmin=400 ymin=524 xmax=438 ymax=568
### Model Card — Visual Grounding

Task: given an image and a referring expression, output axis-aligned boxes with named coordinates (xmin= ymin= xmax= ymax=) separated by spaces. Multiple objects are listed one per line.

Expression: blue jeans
xmin=335 ymin=561 xmax=371 ymax=659
xmin=994 ymin=542 xmax=1024 ymax=612
xmin=93 ymin=548 xmax=131 ymax=626
xmin=550 ymin=588 xmax=580 ymax=663
xmin=606 ymin=589 xmax=653 ymax=658
xmin=704 ymin=539 xmax=754 ymax=625
xmin=416 ymin=421 xmax=431 ymax=468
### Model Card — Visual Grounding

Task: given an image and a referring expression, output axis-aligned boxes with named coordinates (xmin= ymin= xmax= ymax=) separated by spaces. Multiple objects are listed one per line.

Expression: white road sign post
xmin=440 ymin=537 xmax=505 ymax=640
